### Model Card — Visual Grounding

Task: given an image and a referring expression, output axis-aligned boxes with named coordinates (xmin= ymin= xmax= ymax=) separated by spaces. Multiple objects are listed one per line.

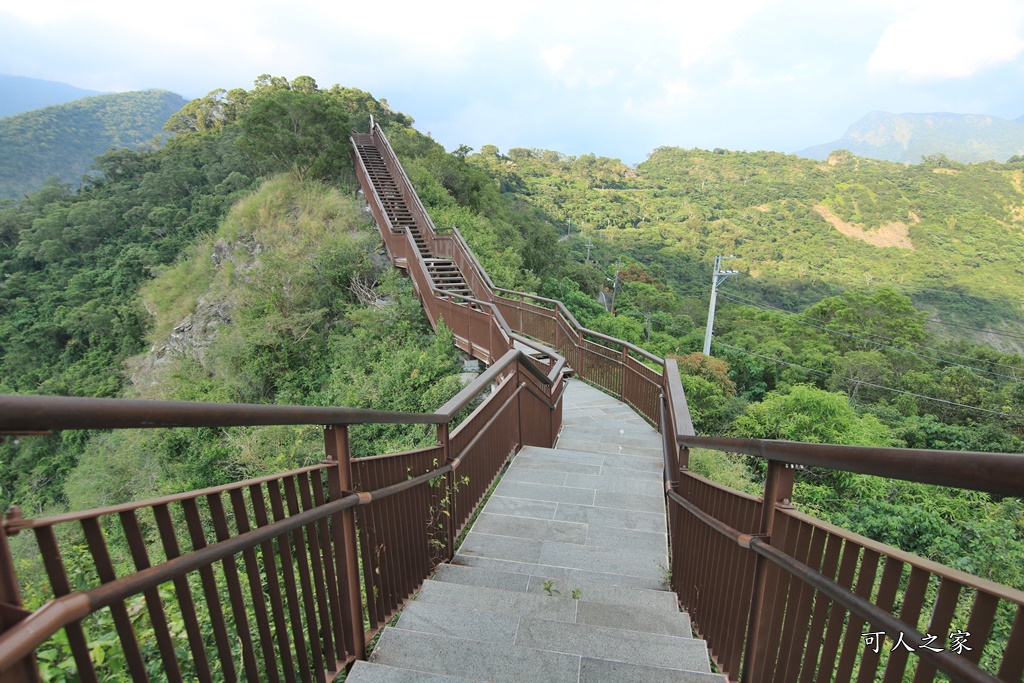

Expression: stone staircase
xmin=347 ymin=380 xmax=724 ymax=682
xmin=352 ymin=133 xmax=478 ymax=310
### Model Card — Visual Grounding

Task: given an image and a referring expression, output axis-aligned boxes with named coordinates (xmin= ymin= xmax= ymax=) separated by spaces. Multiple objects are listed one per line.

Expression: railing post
xmin=0 ymin=510 xmax=38 ymax=683
xmin=578 ymin=331 xmax=587 ymax=378
xmin=323 ymin=425 xmax=367 ymax=663
xmin=437 ymin=423 xmax=455 ymax=561
xmin=621 ymin=346 xmax=629 ymax=402
xmin=741 ymin=458 xmax=795 ymax=683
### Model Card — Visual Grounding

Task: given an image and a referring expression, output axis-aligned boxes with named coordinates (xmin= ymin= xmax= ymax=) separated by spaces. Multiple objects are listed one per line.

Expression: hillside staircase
xmin=347 ymin=380 xmax=723 ymax=682
xmin=352 ymin=133 xmax=479 ymax=310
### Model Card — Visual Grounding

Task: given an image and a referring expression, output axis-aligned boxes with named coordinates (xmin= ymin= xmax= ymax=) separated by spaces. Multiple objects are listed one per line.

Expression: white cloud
xmin=542 ymin=44 xmax=574 ymax=74
xmin=869 ymin=0 xmax=1024 ymax=81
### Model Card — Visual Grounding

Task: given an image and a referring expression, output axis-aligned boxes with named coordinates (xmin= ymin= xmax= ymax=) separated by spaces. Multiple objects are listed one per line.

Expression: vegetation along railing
xmin=0 ymin=118 xmax=1022 ymax=683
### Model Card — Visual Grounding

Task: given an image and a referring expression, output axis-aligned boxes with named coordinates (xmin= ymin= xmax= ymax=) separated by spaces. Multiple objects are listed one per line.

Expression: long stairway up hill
xmin=347 ymin=380 xmax=724 ymax=683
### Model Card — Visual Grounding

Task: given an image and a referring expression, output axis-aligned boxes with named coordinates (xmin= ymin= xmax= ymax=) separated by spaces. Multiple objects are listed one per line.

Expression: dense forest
xmin=0 ymin=89 xmax=187 ymax=199
xmin=0 ymin=73 xmax=1022 ymax=678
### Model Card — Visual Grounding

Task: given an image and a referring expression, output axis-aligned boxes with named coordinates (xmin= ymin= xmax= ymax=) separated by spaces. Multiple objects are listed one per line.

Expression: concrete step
xmin=392 ymin=601 xmax=703 ymax=664
xmin=451 ymin=553 xmax=667 ymax=591
xmin=362 ymin=625 xmax=716 ymax=683
xmin=366 ymin=628 xmax=580 ymax=683
xmin=347 ymin=661 xmax=486 ymax=682
xmin=430 ymin=563 xmax=679 ymax=612
xmin=414 ymin=577 xmax=688 ymax=635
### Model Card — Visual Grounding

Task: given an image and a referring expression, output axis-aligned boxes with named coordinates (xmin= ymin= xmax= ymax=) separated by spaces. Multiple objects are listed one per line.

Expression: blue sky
xmin=2 ymin=0 xmax=1023 ymax=164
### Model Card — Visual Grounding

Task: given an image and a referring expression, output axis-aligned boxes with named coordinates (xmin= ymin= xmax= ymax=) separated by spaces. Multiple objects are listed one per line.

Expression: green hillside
xmin=0 ymin=89 xmax=186 ymax=199
xmin=468 ymin=145 xmax=1024 ymax=342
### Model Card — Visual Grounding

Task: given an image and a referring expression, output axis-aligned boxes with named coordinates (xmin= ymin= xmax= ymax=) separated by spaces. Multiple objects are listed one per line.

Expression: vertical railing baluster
xmin=207 ymin=492 xmax=261 ymax=683
xmin=881 ymin=566 xmax=928 ymax=683
xmin=324 ymin=425 xmax=366 ymax=662
xmin=228 ymin=488 xmax=281 ymax=683
xmin=0 ymin=512 xmax=38 ymax=683
xmin=281 ymin=476 xmax=328 ymax=683
xmin=309 ymin=469 xmax=348 ymax=661
xmin=119 ymin=509 xmax=183 ymax=683
xmin=248 ymin=484 xmax=298 ymax=683
xmin=181 ymin=497 xmax=237 ymax=683
xmin=151 ymin=503 xmax=214 ymax=683
xmin=740 ymin=459 xmax=794 ymax=683
xmin=266 ymin=479 xmax=316 ymax=683
xmin=80 ymin=517 xmax=149 ymax=682
xmin=33 ymin=526 xmax=97 ymax=683
xmin=998 ymin=604 xmax=1024 ymax=681
xmin=294 ymin=471 xmax=339 ymax=672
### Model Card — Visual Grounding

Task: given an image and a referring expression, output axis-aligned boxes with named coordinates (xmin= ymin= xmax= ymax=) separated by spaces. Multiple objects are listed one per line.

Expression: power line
xmin=714 ymin=342 xmax=1024 ymax=422
xmin=717 ymin=293 xmax=1024 ymax=381
xmin=927 ymin=318 xmax=1024 ymax=342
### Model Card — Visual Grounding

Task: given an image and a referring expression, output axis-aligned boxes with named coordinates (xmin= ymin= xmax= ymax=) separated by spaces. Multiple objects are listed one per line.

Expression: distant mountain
xmin=797 ymin=111 xmax=1024 ymax=164
xmin=0 ymin=90 xmax=187 ymax=199
xmin=0 ymin=75 xmax=107 ymax=119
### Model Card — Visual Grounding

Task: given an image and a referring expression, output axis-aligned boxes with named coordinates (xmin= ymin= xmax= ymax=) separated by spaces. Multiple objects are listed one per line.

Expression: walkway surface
xmin=347 ymin=379 xmax=722 ymax=682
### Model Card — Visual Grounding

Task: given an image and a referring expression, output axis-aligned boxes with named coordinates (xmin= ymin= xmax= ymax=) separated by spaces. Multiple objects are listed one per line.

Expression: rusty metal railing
xmin=486 ymin=283 xmax=1024 ymax=682
xmin=4 ymin=122 xmax=1023 ymax=683
xmin=666 ymin=408 xmax=1024 ymax=683
xmin=0 ymin=348 xmax=559 ymax=682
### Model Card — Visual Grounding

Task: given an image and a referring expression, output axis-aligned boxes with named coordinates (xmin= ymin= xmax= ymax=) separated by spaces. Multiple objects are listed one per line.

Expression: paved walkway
xmin=348 ymin=379 xmax=721 ymax=682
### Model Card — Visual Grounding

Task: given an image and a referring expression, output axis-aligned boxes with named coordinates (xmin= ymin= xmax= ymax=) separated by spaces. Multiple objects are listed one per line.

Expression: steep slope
xmin=797 ymin=111 xmax=1024 ymax=164
xmin=0 ymin=89 xmax=186 ymax=198
xmin=468 ymin=145 xmax=1024 ymax=337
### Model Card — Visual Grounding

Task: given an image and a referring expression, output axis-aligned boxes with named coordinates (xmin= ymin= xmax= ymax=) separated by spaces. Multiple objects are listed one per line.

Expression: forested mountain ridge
xmin=0 ymin=74 xmax=106 ymax=118
xmin=0 ymin=75 xmax=563 ymax=516
xmin=467 ymin=145 xmax=1024 ymax=345
xmin=0 ymin=89 xmax=187 ymax=199
xmin=797 ymin=110 xmax=1024 ymax=164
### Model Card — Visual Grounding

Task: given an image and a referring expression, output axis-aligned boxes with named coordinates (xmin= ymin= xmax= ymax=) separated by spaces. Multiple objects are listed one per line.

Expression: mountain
xmin=0 ymin=89 xmax=187 ymax=199
xmin=467 ymin=144 xmax=1024 ymax=347
xmin=0 ymin=74 xmax=107 ymax=119
xmin=797 ymin=111 xmax=1024 ymax=164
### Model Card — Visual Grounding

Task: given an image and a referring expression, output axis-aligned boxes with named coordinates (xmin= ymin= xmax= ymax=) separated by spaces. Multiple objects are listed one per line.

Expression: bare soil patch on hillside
xmin=813 ymin=204 xmax=915 ymax=249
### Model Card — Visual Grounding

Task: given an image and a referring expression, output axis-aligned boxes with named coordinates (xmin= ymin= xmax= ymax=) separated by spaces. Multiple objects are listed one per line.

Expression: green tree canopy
xmin=238 ymin=89 xmax=350 ymax=182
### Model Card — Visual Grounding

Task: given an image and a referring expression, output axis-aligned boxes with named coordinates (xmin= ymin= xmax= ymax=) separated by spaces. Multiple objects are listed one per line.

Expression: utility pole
xmin=585 ymin=242 xmax=594 ymax=262
xmin=703 ymin=255 xmax=738 ymax=356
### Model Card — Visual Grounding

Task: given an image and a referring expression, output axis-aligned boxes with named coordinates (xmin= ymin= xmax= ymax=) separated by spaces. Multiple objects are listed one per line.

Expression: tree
xmin=238 ymin=90 xmax=350 ymax=182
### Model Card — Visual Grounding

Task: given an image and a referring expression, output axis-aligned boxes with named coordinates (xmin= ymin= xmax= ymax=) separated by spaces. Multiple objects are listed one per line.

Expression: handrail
xmin=493 ymin=286 xmax=664 ymax=364
xmin=677 ymin=434 xmax=1024 ymax=498
xmin=0 ymin=395 xmax=442 ymax=433
xmin=397 ymin=226 xmax=563 ymax=382
xmin=669 ymin=487 xmax=1001 ymax=683
xmin=0 ymin=448 xmax=471 ymax=673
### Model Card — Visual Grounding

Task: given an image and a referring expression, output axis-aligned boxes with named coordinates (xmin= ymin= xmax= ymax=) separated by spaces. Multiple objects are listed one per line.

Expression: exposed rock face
xmin=126 ymin=235 xmax=264 ymax=395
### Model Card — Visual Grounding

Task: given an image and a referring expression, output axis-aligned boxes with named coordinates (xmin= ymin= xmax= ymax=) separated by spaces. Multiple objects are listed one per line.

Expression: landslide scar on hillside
xmin=813 ymin=204 xmax=915 ymax=250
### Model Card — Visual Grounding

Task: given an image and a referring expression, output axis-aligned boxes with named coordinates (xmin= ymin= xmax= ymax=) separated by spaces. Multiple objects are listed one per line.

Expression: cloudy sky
xmin=2 ymin=0 xmax=1023 ymax=163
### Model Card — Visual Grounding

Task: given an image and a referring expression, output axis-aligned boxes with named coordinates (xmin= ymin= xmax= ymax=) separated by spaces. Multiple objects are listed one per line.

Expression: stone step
xmin=363 ymin=626 xmax=716 ymax=683
xmin=415 ymin=575 xmax=688 ymax=633
xmin=452 ymin=548 xmax=667 ymax=593
xmin=430 ymin=563 xmax=679 ymax=612
xmin=366 ymin=628 xmax=580 ymax=683
xmin=392 ymin=601 xmax=699 ymax=657
xmin=347 ymin=661 xmax=485 ymax=682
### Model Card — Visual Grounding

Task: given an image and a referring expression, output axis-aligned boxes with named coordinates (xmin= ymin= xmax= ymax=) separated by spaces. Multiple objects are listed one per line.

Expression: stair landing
xmin=348 ymin=379 xmax=723 ymax=682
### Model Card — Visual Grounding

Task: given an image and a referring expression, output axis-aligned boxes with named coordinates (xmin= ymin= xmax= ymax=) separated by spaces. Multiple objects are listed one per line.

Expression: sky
xmin=2 ymin=0 xmax=1023 ymax=164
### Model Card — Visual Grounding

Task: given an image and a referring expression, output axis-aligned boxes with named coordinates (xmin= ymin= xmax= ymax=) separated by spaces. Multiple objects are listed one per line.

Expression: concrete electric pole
xmin=702 ymin=255 xmax=738 ymax=356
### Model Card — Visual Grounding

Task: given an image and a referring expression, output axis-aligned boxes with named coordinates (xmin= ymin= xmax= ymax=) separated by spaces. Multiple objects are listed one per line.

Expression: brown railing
xmin=0 ymin=349 xmax=560 ymax=682
xmin=487 ymin=285 xmax=1024 ymax=682
xmin=3 ymin=122 xmax=1023 ymax=683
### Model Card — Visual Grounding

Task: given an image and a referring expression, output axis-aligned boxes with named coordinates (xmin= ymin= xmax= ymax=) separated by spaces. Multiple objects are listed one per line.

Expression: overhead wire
xmin=717 ymin=292 xmax=1024 ymax=381
xmin=713 ymin=342 xmax=1024 ymax=423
